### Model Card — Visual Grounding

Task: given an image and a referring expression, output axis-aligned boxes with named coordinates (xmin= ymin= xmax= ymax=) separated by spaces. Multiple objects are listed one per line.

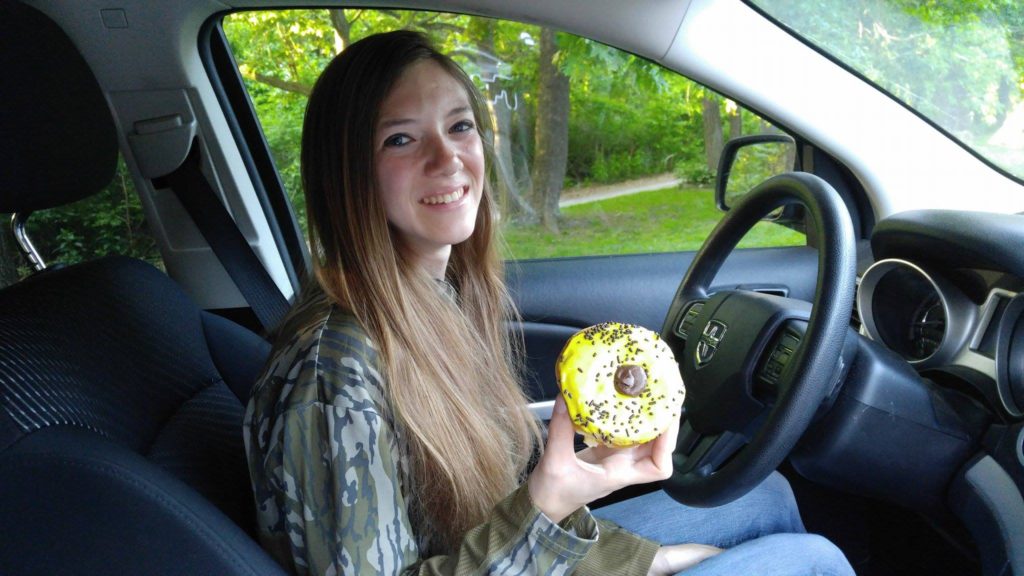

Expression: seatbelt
xmin=160 ymin=142 xmax=291 ymax=332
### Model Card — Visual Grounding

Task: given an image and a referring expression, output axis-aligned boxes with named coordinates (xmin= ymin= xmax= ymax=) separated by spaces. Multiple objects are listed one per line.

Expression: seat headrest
xmin=0 ymin=0 xmax=118 ymax=213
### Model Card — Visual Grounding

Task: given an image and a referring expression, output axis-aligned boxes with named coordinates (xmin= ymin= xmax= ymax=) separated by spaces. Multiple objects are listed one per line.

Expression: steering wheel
xmin=660 ymin=172 xmax=856 ymax=507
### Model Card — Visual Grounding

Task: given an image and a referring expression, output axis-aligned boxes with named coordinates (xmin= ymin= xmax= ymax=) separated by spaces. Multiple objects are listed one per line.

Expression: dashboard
xmin=857 ymin=209 xmax=1024 ymax=420
xmin=856 ymin=259 xmax=1024 ymax=418
xmin=792 ymin=209 xmax=1024 ymax=570
xmin=844 ymin=209 xmax=1024 ymax=576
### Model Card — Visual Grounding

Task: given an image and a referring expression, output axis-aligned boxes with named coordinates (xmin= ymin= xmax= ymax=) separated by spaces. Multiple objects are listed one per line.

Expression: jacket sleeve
xmin=251 ymin=321 xmax=631 ymax=576
xmin=410 ymin=483 xmax=596 ymax=575
xmin=574 ymin=518 xmax=660 ymax=575
xmin=409 ymin=484 xmax=659 ymax=576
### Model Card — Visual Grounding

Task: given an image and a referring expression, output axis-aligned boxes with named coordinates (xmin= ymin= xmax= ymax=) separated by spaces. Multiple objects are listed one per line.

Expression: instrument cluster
xmin=856 ymin=258 xmax=1024 ymax=417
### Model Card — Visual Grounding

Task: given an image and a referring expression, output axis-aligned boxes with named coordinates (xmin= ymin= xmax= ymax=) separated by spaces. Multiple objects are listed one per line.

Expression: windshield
xmin=748 ymin=0 xmax=1024 ymax=181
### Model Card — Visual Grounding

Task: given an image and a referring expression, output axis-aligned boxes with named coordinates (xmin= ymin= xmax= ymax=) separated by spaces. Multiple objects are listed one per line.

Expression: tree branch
xmin=253 ymin=73 xmax=313 ymax=96
xmin=328 ymin=9 xmax=350 ymax=48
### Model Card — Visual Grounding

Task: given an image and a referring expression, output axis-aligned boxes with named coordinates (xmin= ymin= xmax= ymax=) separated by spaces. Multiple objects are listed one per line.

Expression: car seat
xmin=0 ymin=1 xmax=286 ymax=573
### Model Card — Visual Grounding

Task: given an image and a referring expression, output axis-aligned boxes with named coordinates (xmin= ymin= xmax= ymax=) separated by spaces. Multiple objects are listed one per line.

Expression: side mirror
xmin=715 ymin=135 xmax=799 ymax=217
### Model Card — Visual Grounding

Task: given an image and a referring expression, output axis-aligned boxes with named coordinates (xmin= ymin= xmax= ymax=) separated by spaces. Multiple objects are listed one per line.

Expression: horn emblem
xmin=696 ymin=320 xmax=727 ymax=367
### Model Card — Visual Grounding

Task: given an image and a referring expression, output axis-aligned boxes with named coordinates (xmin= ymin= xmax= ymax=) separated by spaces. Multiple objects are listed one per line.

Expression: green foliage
xmin=222 ymin=9 xmax=738 ymax=206
xmin=675 ymin=161 xmax=716 ymax=186
xmin=2 ymin=9 xmax=795 ymax=284
xmin=17 ymin=3 xmax=1011 ymax=279
xmin=754 ymin=0 xmax=1024 ymax=175
xmin=725 ymin=140 xmax=796 ymax=206
xmin=502 ymin=186 xmax=804 ymax=259
xmin=566 ymin=70 xmax=708 ymax=186
xmin=22 ymin=158 xmax=162 ymax=272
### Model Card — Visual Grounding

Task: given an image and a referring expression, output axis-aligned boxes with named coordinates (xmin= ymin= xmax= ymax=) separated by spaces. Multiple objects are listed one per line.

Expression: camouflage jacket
xmin=244 ymin=289 xmax=659 ymax=575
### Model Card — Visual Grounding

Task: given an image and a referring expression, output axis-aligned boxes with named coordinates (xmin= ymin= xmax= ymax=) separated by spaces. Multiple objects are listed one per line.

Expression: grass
xmin=500 ymin=186 xmax=805 ymax=260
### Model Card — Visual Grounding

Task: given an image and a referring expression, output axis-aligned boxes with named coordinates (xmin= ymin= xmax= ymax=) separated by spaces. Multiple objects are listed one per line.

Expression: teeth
xmin=422 ymin=187 xmax=464 ymax=205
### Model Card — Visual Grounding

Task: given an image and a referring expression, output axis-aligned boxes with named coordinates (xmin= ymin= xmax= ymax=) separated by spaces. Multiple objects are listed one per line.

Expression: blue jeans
xmin=593 ymin=472 xmax=855 ymax=575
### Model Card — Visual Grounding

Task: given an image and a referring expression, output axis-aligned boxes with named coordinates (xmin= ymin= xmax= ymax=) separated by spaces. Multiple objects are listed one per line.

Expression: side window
xmin=0 ymin=155 xmax=164 ymax=289
xmin=223 ymin=10 xmax=804 ymax=261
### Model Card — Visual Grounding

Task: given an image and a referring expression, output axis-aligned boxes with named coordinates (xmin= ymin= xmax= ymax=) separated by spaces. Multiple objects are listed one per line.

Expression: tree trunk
xmin=729 ymin=106 xmax=743 ymax=141
xmin=702 ymin=94 xmax=724 ymax=173
xmin=252 ymin=73 xmax=312 ymax=96
xmin=531 ymin=29 xmax=570 ymax=233
xmin=328 ymin=9 xmax=351 ymax=51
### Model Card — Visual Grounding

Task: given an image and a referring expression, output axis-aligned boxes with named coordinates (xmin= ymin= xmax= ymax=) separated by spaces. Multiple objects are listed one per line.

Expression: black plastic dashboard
xmin=795 ymin=209 xmax=1024 ymax=576
xmin=866 ymin=209 xmax=1024 ymax=419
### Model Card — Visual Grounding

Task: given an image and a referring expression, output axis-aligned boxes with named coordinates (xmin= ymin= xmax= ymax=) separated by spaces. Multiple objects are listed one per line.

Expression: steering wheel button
xmin=677 ymin=302 xmax=705 ymax=339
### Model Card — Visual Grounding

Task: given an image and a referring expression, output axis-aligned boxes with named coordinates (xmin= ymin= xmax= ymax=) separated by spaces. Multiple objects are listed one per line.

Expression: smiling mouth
xmin=420 ymin=186 xmax=466 ymax=205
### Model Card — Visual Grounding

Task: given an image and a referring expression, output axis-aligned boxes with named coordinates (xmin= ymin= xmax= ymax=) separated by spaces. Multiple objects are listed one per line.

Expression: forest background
xmin=1 ymin=0 xmax=1021 ymax=286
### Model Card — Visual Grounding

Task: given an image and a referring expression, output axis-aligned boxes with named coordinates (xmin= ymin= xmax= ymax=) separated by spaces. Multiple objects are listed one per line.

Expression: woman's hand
xmin=647 ymin=544 xmax=722 ymax=575
xmin=527 ymin=395 xmax=679 ymax=523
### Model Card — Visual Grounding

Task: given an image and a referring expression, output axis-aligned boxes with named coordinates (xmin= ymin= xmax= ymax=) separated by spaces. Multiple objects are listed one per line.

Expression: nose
xmin=426 ymin=135 xmax=462 ymax=176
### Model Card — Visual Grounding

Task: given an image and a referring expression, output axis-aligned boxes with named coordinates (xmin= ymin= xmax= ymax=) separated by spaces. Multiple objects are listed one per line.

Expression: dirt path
xmin=559 ymin=172 xmax=682 ymax=207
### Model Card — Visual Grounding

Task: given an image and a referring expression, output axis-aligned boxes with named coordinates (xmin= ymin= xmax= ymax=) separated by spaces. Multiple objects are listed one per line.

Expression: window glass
xmin=750 ymin=0 xmax=1024 ymax=181
xmin=0 ymin=156 xmax=163 ymax=289
xmin=223 ymin=9 xmax=804 ymax=261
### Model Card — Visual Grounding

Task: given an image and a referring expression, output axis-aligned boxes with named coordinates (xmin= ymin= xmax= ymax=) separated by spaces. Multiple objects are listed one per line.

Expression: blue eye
xmin=451 ymin=120 xmax=475 ymax=133
xmin=383 ymin=134 xmax=412 ymax=147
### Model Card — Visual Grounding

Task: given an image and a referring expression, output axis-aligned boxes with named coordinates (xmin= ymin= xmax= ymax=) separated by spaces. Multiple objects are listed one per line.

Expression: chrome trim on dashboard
xmin=970 ymin=287 xmax=1024 ymax=418
xmin=969 ymin=288 xmax=1017 ymax=351
xmin=950 ymin=348 xmax=997 ymax=382
xmin=857 ymin=259 xmax=976 ymax=369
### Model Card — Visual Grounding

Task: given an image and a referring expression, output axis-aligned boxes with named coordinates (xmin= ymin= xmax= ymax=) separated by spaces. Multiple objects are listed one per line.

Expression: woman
xmin=244 ymin=29 xmax=855 ymax=576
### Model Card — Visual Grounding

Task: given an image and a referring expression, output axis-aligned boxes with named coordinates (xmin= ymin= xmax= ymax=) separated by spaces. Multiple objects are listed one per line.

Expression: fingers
xmin=577 ymin=415 xmax=679 ymax=483
xmin=657 ymin=543 xmax=723 ymax=574
xmin=649 ymin=542 xmax=722 ymax=576
xmin=650 ymin=416 xmax=680 ymax=477
xmin=544 ymin=401 xmax=681 ymax=494
xmin=543 ymin=395 xmax=577 ymax=458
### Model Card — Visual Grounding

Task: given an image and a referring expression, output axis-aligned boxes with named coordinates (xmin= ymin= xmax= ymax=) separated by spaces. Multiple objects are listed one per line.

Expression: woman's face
xmin=374 ymin=59 xmax=485 ymax=276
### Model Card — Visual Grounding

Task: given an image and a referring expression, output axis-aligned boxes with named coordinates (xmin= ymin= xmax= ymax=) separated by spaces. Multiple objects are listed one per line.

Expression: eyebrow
xmin=377 ymin=106 xmax=473 ymax=131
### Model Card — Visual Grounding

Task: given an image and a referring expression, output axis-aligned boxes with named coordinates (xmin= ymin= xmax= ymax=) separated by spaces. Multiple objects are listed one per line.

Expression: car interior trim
xmin=1018 ymin=426 xmax=1024 ymax=468
xmin=950 ymin=454 xmax=1024 ymax=576
xmin=200 ymin=16 xmax=308 ymax=293
xmin=995 ymin=294 xmax=1024 ymax=418
xmin=970 ymin=288 xmax=1017 ymax=352
xmin=858 ymin=258 xmax=976 ymax=370
xmin=527 ymin=400 xmax=554 ymax=421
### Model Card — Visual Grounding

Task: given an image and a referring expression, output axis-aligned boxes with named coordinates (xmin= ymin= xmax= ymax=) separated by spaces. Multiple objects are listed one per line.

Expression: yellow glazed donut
xmin=555 ymin=322 xmax=685 ymax=447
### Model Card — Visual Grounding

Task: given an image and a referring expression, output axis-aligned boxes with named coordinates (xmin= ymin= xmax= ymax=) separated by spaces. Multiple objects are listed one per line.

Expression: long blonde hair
xmin=300 ymin=30 xmax=542 ymax=551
